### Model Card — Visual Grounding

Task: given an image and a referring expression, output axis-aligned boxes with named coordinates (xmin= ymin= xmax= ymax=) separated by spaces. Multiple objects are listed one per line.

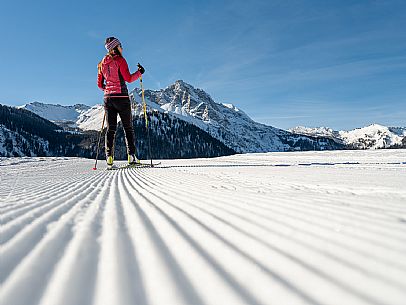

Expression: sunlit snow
xmin=1 ymin=149 xmax=405 ymax=305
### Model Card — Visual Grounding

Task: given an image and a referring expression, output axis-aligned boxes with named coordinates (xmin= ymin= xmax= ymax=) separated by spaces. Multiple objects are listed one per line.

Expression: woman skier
xmin=97 ymin=37 xmax=145 ymax=167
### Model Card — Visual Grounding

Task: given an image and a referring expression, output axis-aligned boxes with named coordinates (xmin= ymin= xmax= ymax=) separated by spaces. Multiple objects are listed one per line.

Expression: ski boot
xmin=106 ymin=155 xmax=114 ymax=169
xmin=128 ymin=154 xmax=140 ymax=166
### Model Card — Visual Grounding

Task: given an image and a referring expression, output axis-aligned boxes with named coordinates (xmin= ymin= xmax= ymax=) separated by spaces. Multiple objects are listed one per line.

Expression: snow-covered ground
xmin=0 ymin=150 xmax=405 ymax=305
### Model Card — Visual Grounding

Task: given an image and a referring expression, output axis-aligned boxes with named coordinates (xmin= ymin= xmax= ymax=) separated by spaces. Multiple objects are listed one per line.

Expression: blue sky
xmin=0 ymin=0 xmax=405 ymax=130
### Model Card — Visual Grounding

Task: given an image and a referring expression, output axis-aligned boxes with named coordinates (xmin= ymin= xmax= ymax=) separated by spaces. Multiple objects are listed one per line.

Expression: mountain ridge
xmin=17 ymin=80 xmax=405 ymax=151
xmin=289 ymin=124 xmax=406 ymax=149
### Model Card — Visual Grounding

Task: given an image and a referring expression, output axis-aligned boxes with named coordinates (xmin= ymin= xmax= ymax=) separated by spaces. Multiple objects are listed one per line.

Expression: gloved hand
xmin=137 ymin=63 xmax=145 ymax=74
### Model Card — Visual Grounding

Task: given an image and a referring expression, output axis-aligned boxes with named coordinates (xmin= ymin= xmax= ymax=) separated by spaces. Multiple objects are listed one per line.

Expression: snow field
xmin=0 ymin=150 xmax=405 ymax=305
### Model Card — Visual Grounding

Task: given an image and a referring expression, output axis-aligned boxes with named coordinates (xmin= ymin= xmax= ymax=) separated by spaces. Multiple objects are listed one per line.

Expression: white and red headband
xmin=105 ymin=38 xmax=121 ymax=51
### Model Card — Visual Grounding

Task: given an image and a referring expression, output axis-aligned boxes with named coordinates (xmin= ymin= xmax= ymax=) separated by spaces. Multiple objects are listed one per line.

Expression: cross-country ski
xmin=106 ymin=161 xmax=162 ymax=170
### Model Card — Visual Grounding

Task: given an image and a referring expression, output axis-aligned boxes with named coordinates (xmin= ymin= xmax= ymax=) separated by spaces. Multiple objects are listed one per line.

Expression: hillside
xmin=0 ymin=104 xmax=91 ymax=158
xmin=0 ymin=104 xmax=234 ymax=159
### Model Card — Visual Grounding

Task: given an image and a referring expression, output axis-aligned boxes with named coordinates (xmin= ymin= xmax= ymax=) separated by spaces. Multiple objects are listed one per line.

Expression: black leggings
xmin=104 ymin=97 xmax=136 ymax=157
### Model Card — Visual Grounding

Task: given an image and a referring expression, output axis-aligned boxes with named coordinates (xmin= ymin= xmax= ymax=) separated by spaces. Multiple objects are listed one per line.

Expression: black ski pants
xmin=104 ymin=97 xmax=136 ymax=157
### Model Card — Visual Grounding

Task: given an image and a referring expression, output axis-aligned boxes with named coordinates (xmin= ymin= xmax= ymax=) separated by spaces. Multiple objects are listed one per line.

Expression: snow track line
xmin=0 ymin=171 xmax=106 ymax=246
xmin=129 ymin=169 xmax=402 ymax=305
xmin=93 ymin=171 xmax=166 ymax=305
xmin=209 ymin=198 xmax=406 ymax=279
xmin=37 ymin=176 xmax=109 ymax=305
xmin=135 ymin=167 xmax=404 ymax=296
xmin=120 ymin=170 xmax=188 ymax=305
xmin=1 ymin=167 xmax=103 ymax=213
xmin=142 ymin=170 xmax=406 ymax=249
xmin=121 ymin=170 xmax=273 ymax=305
xmin=0 ymin=163 xmax=101 ymax=213
xmin=125 ymin=169 xmax=329 ymax=305
xmin=0 ymin=173 xmax=111 ymax=304
xmin=119 ymin=171 xmax=210 ymax=305
xmin=189 ymin=200 xmax=406 ymax=292
xmin=2 ymin=175 xmax=76 ymax=204
xmin=0 ymin=171 xmax=111 ymax=284
xmin=162 ymin=168 xmax=406 ymax=237
xmin=0 ymin=191 xmax=108 ymax=305
xmin=0 ymin=169 xmax=22 ymax=203
xmin=94 ymin=172 xmax=138 ymax=305
xmin=137 ymin=171 xmax=406 ymax=292
xmin=0 ymin=171 xmax=105 ymax=228
xmin=1 ymin=183 xmax=69 ymax=216
xmin=1 ymin=152 xmax=405 ymax=305
xmin=137 ymin=167 xmax=406 ymax=253
xmin=248 ymin=198 xmax=406 ymax=250
xmin=135 ymin=167 xmax=406 ymax=267
xmin=196 ymin=198 xmax=406 ymax=271
xmin=119 ymin=171 xmax=247 ymax=305
xmin=0 ymin=176 xmax=93 ymax=214
xmin=112 ymin=174 xmax=149 ymax=305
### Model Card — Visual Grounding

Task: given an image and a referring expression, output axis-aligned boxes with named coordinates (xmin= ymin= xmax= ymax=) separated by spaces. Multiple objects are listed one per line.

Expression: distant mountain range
xmin=15 ymin=80 xmax=345 ymax=153
xmin=2 ymin=80 xmax=404 ymax=158
xmin=289 ymin=125 xmax=406 ymax=149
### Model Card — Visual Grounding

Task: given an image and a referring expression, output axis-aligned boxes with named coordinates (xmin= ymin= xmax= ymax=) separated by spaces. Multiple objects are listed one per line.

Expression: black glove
xmin=137 ymin=63 xmax=145 ymax=74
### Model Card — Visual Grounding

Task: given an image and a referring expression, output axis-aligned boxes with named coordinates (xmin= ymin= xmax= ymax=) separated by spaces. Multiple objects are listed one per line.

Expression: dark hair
xmin=105 ymin=36 xmax=115 ymax=44
xmin=105 ymin=36 xmax=122 ymax=56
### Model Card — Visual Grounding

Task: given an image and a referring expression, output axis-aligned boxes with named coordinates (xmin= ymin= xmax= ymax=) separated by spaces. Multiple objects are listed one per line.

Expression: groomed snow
xmin=0 ymin=150 xmax=405 ymax=305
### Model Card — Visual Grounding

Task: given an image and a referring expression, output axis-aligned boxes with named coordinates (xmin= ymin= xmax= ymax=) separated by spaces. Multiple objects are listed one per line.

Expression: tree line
xmin=0 ymin=104 xmax=235 ymax=159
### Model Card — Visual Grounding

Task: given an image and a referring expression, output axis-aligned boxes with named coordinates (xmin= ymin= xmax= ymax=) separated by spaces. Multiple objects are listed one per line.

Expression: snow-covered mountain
xmin=19 ymin=102 xmax=92 ymax=129
xmin=289 ymin=126 xmax=342 ymax=142
xmin=289 ymin=124 xmax=406 ymax=149
xmin=17 ymin=81 xmax=403 ymax=152
xmin=75 ymin=105 xmax=105 ymax=131
xmin=18 ymin=81 xmax=343 ymax=153
xmin=130 ymin=80 xmax=342 ymax=152
xmin=19 ymin=102 xmax=111 ymax=131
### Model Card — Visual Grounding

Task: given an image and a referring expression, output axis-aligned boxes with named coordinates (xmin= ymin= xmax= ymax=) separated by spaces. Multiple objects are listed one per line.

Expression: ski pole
xmin=139 ymin=74 xmax=153 ymax=167
xmin=92 ymin=111 xmax=106 ymax=170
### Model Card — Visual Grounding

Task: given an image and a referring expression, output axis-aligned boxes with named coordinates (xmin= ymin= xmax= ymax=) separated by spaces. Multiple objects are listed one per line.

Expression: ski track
xmin=0 ymin=150 xmax=405 ymax=305
xmin=134 ymin=169 xmax=406 ymax=289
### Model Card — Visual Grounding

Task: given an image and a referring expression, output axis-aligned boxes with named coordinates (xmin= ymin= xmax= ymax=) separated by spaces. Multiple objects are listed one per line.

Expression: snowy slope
xmin=75 ymin=104 xmax=105 ymax=131
xmin=0 ymin=124 xmax=49 ymax=157
xmin=19 ymin=102 xmax=91 ymax=126
xmin=132 ymin=80 xmax=291 ymax=153
xmin=339 ymin=124 xmax=404 ymax=149
xmin=19 ymin=102 xmax=117 ymax=131
xmin=290 ymin=124 xmax=406 ymax=149
xmin=1 ymin=150 xmax=406 ymax=305
xmin=289 ymin=126 xmax=343 ymax=142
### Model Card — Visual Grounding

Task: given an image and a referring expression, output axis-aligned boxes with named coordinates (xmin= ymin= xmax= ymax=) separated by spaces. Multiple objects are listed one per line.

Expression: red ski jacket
xmin=97 ymin=54 xmax=141 ymax=96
